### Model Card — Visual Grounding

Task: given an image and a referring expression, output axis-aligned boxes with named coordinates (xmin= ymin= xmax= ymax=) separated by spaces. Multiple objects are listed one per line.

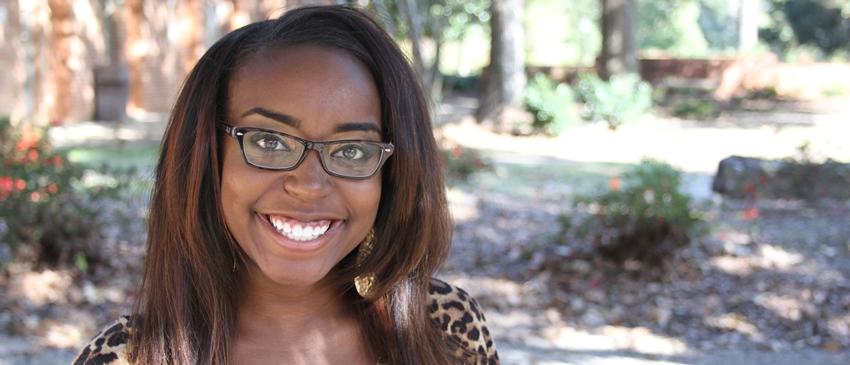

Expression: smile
xmin=263 ymin=214 xmax=336 ymax=242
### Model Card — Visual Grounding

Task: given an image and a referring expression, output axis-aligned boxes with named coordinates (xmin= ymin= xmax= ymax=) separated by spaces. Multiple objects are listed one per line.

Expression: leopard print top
xmin=72 ymin=278 xmax=499 ymax=365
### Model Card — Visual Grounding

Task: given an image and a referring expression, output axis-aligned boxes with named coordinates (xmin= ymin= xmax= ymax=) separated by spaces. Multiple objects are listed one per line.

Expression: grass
xmin=822 ymin=84 xmax=850 ymax=97
xmin=63 ymin=142 xmax=160 ymax=169
xmin=452 ymin=149 xmax=633 ymax=198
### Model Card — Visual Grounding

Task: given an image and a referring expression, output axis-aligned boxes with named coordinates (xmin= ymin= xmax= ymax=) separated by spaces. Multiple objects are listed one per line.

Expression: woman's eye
xmin=332 ymin=144 xmax=367 ymax=160
xmin=252 ymin=133 xmax=288 ymax=151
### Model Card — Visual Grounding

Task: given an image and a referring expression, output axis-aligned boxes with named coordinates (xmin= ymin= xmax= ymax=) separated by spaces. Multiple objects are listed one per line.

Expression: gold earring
xmin=354 ymin=229 xmax=375 ymax=298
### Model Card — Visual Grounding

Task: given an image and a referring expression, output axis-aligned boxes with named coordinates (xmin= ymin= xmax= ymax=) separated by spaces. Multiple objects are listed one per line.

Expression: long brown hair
xmin=131 ymin=5 xmax=454 ymax=364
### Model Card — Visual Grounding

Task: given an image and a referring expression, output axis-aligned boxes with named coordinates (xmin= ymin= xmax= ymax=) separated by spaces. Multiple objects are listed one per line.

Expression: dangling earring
xmin=354 ymin=229 xmax=376 ymax=298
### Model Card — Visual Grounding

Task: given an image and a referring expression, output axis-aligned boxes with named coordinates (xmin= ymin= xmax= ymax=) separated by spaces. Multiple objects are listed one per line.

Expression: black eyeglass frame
xmin=219 ymin=123 xmax=395 ymax=180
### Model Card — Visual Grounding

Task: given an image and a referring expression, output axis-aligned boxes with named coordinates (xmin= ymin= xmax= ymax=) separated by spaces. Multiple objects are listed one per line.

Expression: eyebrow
xmin=240 ymin=107 xmax=382 ymax=135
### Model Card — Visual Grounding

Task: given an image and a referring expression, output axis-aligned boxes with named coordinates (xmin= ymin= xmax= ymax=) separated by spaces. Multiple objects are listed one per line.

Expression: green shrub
xmin=672 ymin=97 xmax=720 ymax=120
xmin=577 ymin=73 xmax=653 ymax=129
xmin=568 ymin=159 xmax=703 ymax=267
xmin=524 ymin=73 xmax=579 ymax=135
xmin=822 ymin=84 xmax=850 ymax=97
xmin=746 ymin=86 xmax=780 ymax=100
xmin=439 ymin=144 xmax=491 ymax=184
xmin=443 ymin=74 xmax=480 ymax=94
xmin=0 ymin=117 xmax=139 ymax=269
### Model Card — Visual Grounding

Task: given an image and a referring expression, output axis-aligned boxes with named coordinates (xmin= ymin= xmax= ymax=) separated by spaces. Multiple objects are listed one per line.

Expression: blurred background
xmin=1 ymin=0 xmax=849 ymax=364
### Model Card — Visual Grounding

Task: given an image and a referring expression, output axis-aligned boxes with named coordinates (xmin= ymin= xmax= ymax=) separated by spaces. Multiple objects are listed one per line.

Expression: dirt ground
xmin=436 ymin=95 xmax=850 ymax=364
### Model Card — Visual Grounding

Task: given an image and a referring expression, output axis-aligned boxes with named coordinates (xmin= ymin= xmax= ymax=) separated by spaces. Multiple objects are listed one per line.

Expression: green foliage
xmin=784 ymin=0 xmax=850 ymax=55
xmin=761 ymin=0 xmax=850 ymax=58
xmin=577 ymin=73 xmax=653 ymax=129
xmin=524 ymin=74 xmax=579 ymax=135
xmin=440 ymin=0 xmax=490 ymax=42
xmin=443 ymin=74 xmax=480 ymax=93
xmin=439 ymin=144 xmax=491 ymax=184
xmin=0 ymin=117 xmax=138 ymax=268
xmin=773 ymin=142 xmax=850 ymax=201
xmin=746 ymin=86 xmax=780 ymax=100
xmin=672 ymin=98 xmax=720 ymax=120
xmin=822 ymin=83 xmax=850 ymax=97
xmin=637 ymin=0 xmax=711 ymax=56
xmin=526 ymin=0 xmax=600 ymax=66
xmin=568 ymin=160 xmax=704 ymax=267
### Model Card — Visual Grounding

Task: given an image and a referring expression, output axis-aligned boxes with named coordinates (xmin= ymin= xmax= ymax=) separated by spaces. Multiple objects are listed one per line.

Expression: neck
xmin=235 ymin=263 xmax=353 ymax=338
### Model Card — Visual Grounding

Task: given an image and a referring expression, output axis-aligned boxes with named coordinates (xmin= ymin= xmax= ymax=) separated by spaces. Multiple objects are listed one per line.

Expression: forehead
xmin=227 ymin=44 xmax=381 ymax=127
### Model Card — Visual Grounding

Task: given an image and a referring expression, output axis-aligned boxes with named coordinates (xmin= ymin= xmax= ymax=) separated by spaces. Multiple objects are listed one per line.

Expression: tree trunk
xmin=476 ymin=0 xmax=526 ymax=132
xmin=124 ymin=0 xmax=145 ymax=112
xmin=737 ymin=0 xmax=759 ymax=52
xmin=398 ymin=0 xmax=426 ymax=77
xmin=0 ymin=0 xmax=23 ymax=121
xmin=599 ymin=0 xmax=637 ymax=80
xmin=394 ymin=0 xmax=448 ymax=105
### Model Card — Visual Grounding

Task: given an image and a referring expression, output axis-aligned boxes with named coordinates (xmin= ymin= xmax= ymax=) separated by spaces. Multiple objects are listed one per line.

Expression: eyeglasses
xmin=219 ymin=123 xmax=394 ymax=179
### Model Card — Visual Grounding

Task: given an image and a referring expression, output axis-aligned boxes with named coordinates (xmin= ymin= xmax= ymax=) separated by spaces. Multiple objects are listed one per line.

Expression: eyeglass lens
xmin=240 ymin=129 xmax=386 ymax=178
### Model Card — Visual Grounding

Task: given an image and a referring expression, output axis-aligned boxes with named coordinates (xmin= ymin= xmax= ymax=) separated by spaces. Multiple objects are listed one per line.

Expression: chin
xmin=252 ymin=257 xmax=337 ymax=288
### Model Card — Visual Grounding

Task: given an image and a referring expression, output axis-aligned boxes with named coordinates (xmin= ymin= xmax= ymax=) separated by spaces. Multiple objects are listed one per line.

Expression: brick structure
xmin=640 ymin=55 xmax=850 ymax=101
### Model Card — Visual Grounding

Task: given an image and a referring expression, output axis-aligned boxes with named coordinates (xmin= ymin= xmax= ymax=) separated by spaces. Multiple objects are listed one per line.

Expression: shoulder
xmin=427 ymin=278 xmax=500 ymax=364
xmin=72 ymin=316 xmax=132 ymax=365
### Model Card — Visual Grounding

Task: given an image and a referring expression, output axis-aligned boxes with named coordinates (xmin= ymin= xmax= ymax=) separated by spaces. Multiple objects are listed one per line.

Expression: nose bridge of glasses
xmin=295 ymin=140 xmax=330 ymax=171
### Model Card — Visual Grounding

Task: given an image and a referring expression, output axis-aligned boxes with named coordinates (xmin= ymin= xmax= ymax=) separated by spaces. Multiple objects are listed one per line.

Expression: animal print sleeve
xmin=428 ymin=278 xmax=500 ymax=365
xmin=72 ymin=316 xmax=132 ymax=365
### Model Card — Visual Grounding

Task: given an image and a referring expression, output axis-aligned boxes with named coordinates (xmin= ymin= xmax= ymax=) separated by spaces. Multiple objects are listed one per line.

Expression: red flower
xmin=0 ymin=176 xmax=12 ymax=193
xmin=451 ymin=146 xmax=463 ymax=158
xmin=14 ymin=179 xmax=26 ymax=191
xmin=27 ymin=149 xmax=39 ymax=162
xmin=15 ymin=129 xmax=41 ymax=151
xmin=47 ymin=183 xmax=59 ymax=194
xmin=609 ymin=176 xmax=621 ymax=191
xmin=473 ymin=158 xmax=485 ymax=168
xmin=743 ymin=207 xmax=760 ymax=220
xmin=51 ymin=155 xmax=64 ymax=168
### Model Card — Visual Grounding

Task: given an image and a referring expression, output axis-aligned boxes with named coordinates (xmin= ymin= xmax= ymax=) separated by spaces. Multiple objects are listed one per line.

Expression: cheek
xmin=350 ymin=175 xmax=382 ymax=223
xmin=220 ymin=143 xmax=256 ymax=230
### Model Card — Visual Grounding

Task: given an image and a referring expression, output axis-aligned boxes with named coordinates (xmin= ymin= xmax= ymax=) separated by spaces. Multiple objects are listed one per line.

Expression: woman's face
xmin=221 ymin=45 xmax=383 ymax=287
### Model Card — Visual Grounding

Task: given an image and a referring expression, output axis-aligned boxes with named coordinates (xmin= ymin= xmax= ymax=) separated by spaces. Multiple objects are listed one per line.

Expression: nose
xmin=282 ymin=150 xmax=331 ymax=201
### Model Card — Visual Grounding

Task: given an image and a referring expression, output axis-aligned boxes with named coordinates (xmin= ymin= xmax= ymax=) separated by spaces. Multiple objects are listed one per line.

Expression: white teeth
xmin=267 ymin=216 xmax=332 ymax=242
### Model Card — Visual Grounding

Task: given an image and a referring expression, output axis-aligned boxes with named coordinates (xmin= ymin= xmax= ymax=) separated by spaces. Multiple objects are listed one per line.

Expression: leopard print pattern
xmin=427 ymin=279 xmax=499 ymax=365
xmin=72 ymin=315 xmax=132 ymax=365
xmin=72 ymin=280 xmax=499 ymax=365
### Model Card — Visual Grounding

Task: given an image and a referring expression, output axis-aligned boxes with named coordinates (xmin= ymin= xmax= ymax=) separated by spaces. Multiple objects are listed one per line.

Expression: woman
xmin=73 ymin=5 xmax=498 ymax=365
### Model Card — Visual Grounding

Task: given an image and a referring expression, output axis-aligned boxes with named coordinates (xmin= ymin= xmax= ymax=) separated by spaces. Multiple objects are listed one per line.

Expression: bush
xmin=439 ymin=143 xmax=490 ymax=184
xmin=672 ymin=98 xmax=720 ymax=120
xmin=746 ymin=86 xmax=780 ymax=100
xmin=0 ymin=117 xmax=139 ymax=269
xmin=577 ymin=73 xmax=653 ymax=129
xmin=567 ymin=159 xmax=703 ymax=268
xmin=524 ymin=73 xmax=579 ymax=135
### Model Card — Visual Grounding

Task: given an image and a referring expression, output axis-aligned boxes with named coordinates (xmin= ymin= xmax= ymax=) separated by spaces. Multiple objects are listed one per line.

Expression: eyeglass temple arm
xmin=219 ymin=123 xmax=236 ymax=137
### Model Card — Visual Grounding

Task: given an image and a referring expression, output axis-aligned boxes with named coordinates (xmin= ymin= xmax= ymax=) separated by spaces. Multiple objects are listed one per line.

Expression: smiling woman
xmin=72 ymin=5 xmax=498 ymax=365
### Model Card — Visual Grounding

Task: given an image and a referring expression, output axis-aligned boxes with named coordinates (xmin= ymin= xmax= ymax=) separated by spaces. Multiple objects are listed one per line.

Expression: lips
xmin=262 ymin=214 xmax=338 ymax=242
